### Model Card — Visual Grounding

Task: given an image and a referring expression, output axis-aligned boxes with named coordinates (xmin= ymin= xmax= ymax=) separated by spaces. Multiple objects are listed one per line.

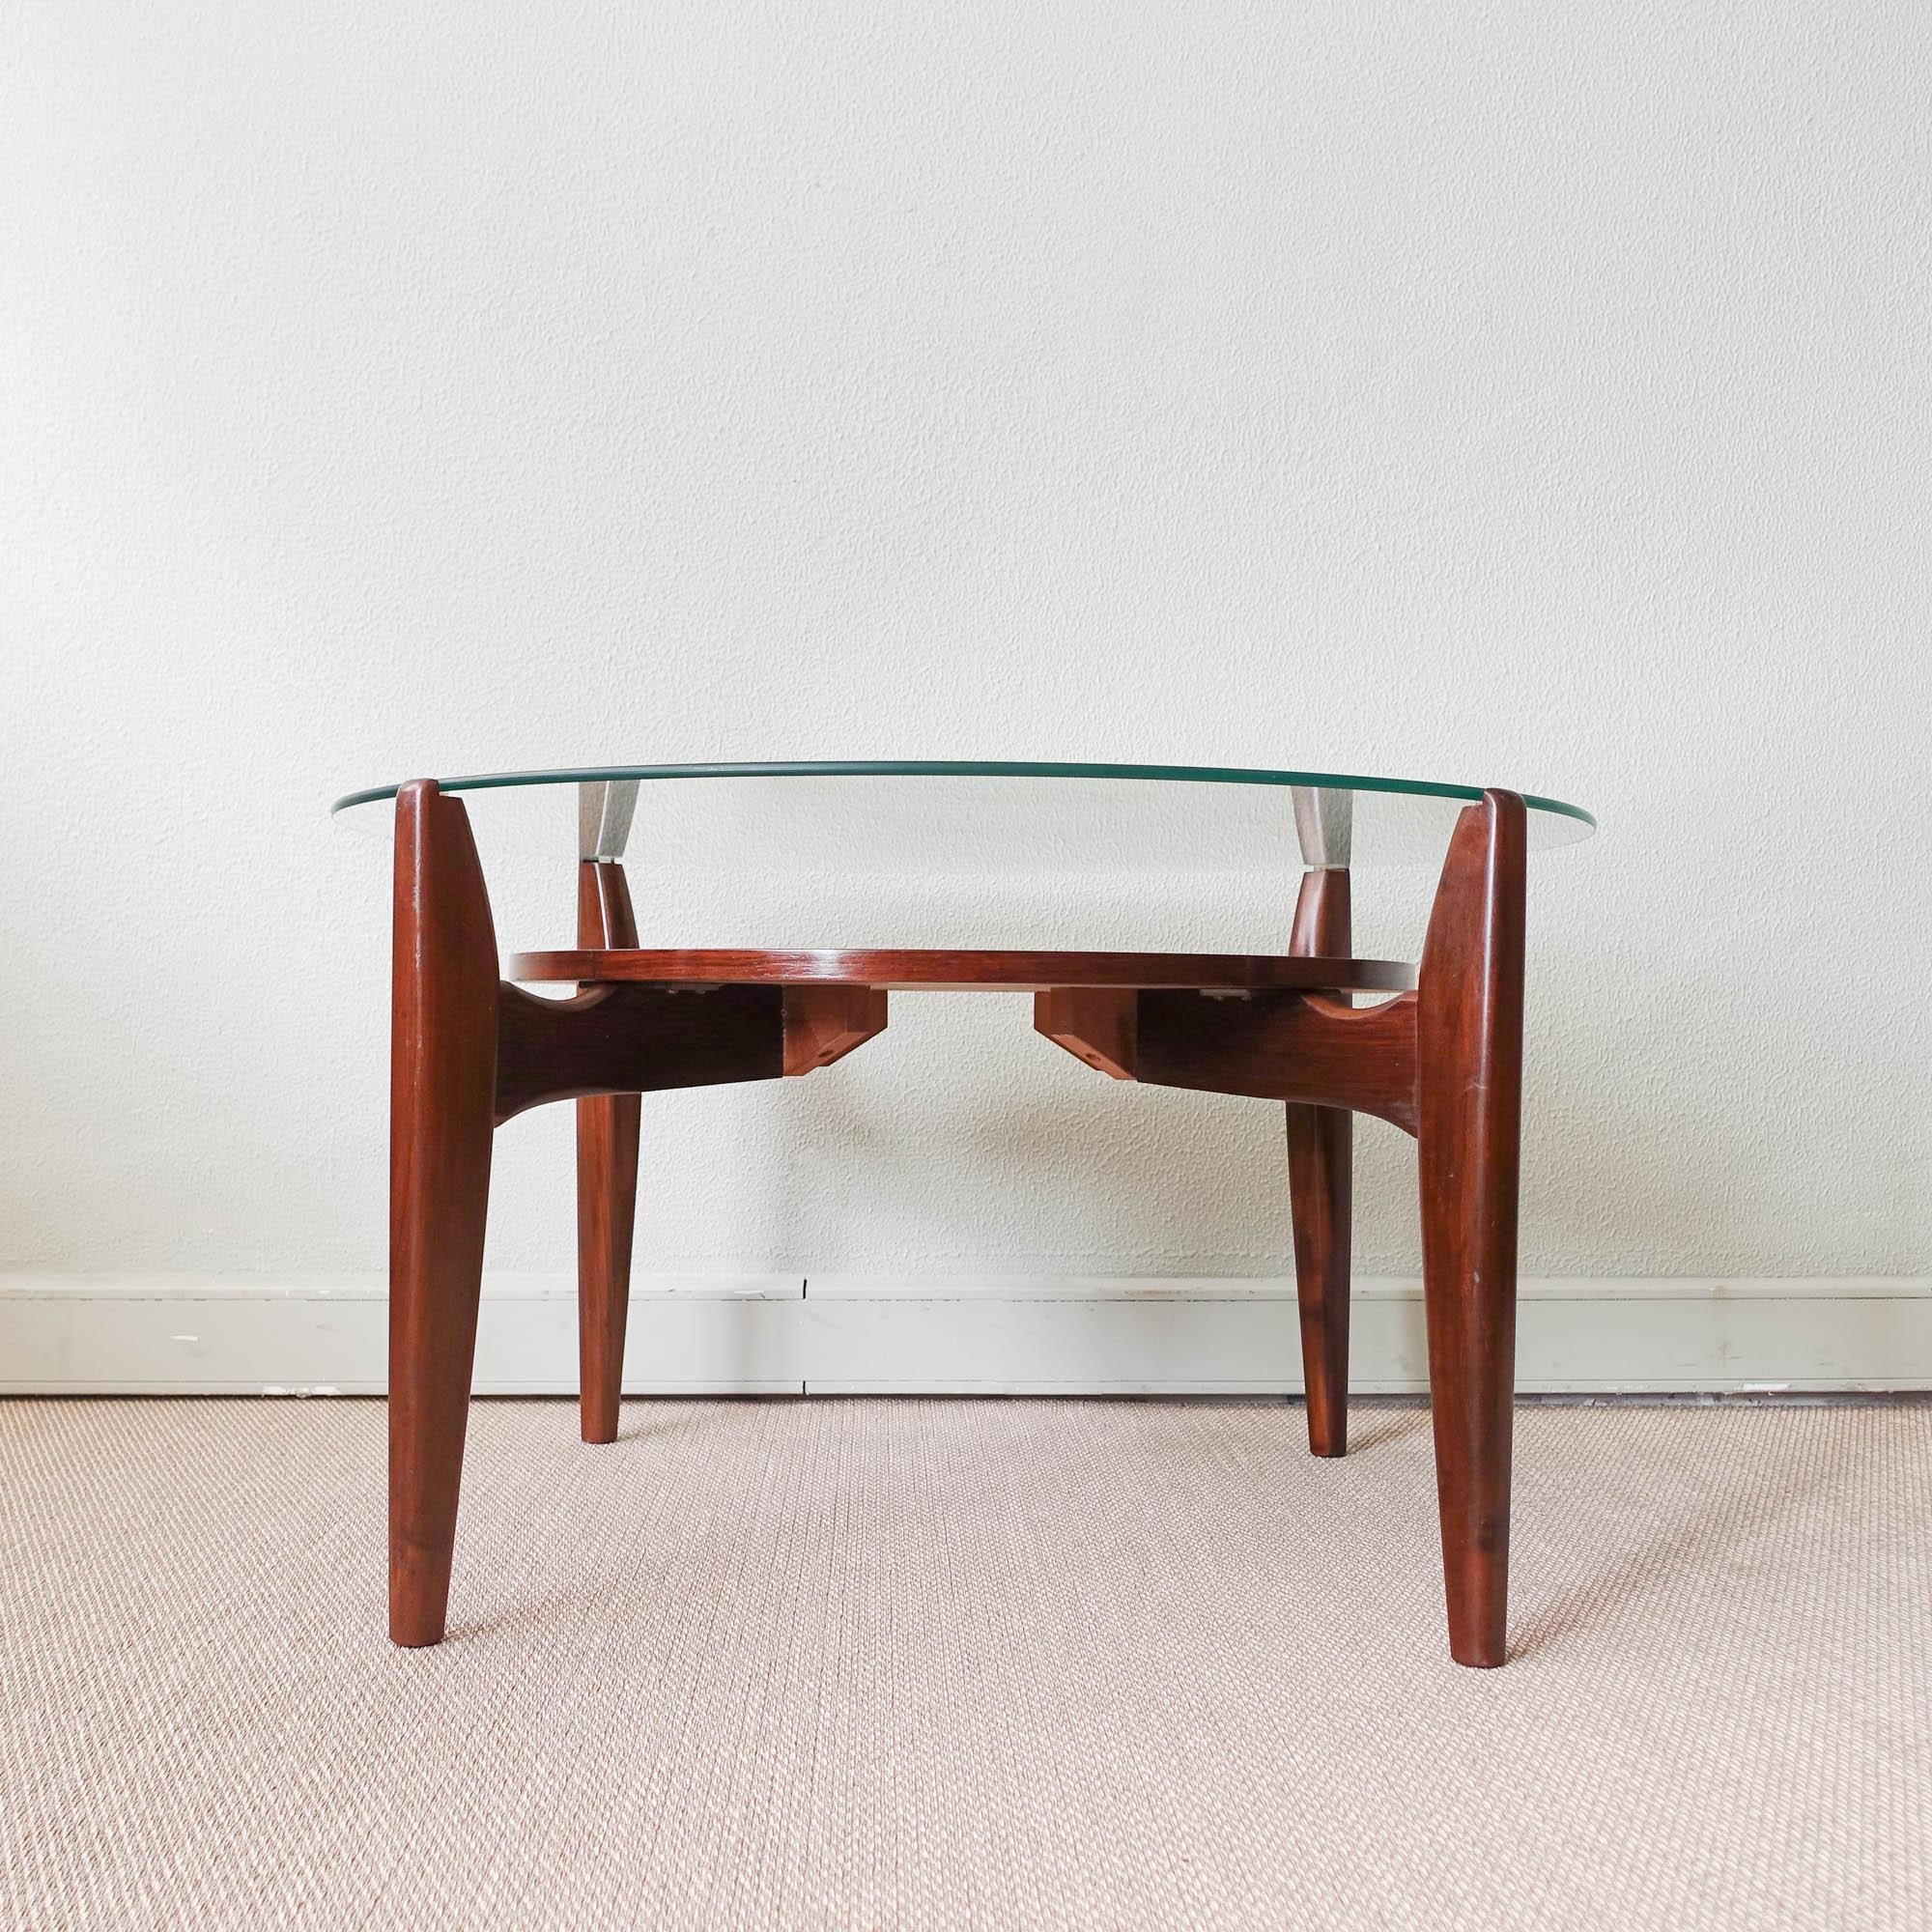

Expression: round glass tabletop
xmin=331 ymin=760 xmax=1592 ymax=873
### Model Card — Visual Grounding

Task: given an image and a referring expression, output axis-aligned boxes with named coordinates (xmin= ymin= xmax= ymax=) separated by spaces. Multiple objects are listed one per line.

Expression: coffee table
xmin=333 ymin=762 xmax=1594 ymax=1665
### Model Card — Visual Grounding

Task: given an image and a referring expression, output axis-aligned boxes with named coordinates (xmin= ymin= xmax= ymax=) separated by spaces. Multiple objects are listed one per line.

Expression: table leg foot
xmin=1287 ymin=1102 xmax=1351 ymax=1457
xmin=577 ymin=1093 xmax=639 ymax=1444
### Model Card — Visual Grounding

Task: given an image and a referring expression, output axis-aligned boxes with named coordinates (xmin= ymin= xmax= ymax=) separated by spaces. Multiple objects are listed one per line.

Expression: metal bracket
xmin=1292 ymin=785 xmax=1352 ymax=869
xmin=578 ymin=780 xmax=640 ymax=863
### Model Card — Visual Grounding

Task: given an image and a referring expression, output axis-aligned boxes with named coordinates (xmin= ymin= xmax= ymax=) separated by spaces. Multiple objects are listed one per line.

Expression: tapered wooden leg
xmin=1417 ymin=791 xmax=1527 ymax=1667
xmin=575 ymin=863 xmax=640 ymax=1444
xmin=1286 ymin=867 xmax=1352 ymax=1456
xmin=1286 ymin=1105 xmax=1351 ymax=1456
xmin=577 ymin=1095 xmax=639 ymax=1441
xmin=390 ymin=781 xmax=499 ymax=1647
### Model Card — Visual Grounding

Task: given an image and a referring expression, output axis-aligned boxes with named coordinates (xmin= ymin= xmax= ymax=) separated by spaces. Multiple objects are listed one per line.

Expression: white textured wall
xmin=3 ymin=2 xmax=1926 ymax=1284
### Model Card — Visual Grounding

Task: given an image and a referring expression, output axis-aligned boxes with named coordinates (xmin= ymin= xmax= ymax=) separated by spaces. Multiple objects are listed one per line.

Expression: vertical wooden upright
xmin=575 ymin=862 xmax=641 ymax=1443
xmin=1416 ymin=789 xmax=1527 ymax=1666
xmin=1285 ymin=868 xmax=1353 ymax=1458
xmin=389 ymin=780 xmax=499 ymax=1647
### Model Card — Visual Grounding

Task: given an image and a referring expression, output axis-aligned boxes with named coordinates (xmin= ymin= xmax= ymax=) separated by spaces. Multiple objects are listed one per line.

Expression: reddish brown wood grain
xmin=496 ymin=981 xmax=784 ymax=1122
xmin=389 ymin=781 xmax=498 ymax=1647
xmin=577 ymin=862 xmax=641 ymax=1445
xmin=1285 ymin=868 xmax=1353 ymax=1459
xmin=1033 ymin=987 xmax=1138 ymax=1079
xmin=1134 ymin=989 xmax=1419 ymax=1133
xmin=783 ymin=984 xmax=890 ymax=1075
xmin=1417 ymin=790 xmax=1527 ymax=1667
xmin=508 ymin=947 xmax=1414 ymax=994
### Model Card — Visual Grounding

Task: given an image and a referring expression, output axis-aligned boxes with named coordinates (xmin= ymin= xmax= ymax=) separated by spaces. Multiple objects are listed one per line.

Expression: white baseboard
xmin=0 ymin=1273 xmax=1926 ymax=1395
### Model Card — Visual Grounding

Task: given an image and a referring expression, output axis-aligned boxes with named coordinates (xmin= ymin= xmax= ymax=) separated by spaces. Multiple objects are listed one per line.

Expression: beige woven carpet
xmin=2 ymin=1400 xmax=1927 ymax=1930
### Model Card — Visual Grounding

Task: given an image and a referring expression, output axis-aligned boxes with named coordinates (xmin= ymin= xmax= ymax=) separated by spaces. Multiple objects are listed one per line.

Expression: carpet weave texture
xmin=2 ymin=1398 xmax=1926 ymax=1929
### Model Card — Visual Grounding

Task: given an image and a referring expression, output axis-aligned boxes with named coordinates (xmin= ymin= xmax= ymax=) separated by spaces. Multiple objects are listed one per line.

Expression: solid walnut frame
xmin=388 ymin=779 xmax=1528 ymax=1665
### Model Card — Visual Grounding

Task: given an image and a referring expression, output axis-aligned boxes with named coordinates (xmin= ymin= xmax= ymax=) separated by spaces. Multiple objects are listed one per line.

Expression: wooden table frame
xmin=387 ymin=778 xmax=1527 ymax=1665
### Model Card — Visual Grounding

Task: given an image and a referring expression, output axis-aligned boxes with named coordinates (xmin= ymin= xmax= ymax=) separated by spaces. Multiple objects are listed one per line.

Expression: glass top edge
xmin=329 ymin=761 xmax=1594 ymax=828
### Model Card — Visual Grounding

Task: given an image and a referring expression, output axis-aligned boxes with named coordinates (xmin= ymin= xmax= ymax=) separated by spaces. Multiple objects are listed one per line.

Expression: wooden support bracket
xmin=494 ymin=980 xmax=784 ymax=1123
xmin=1034 ymin=987 xmax=1138 ymax=1079
xmin=783 ymin=985 xmax=890 ymax=1075
xmin=1132 ymin=989 xmax=1419 ymax=1135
